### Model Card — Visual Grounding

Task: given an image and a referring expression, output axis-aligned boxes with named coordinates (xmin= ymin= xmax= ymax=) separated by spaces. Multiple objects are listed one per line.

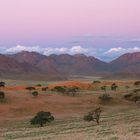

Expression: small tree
xmin=32 ymin=91 xmax=39 ymax=97
xmin=30 ymin=111 xmax=54 ymax=127
xmin=84 ymin=107 xmax=101 ymax=125
xmin=101 ymin=86 xmax=107 ymax=93
xmin=25 ymin=87 xmax=36 ymax=93
xmin=111 ymin=83 xmax=118 ymax=91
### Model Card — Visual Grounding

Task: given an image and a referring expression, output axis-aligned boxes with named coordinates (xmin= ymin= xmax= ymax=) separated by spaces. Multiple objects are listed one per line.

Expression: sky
xmin=0 ymin=0 xmax=140 ymax=61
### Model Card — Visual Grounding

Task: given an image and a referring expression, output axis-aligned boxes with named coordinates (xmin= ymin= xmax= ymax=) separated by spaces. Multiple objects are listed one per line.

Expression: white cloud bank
xmin=105 ymin=47 xmax=140 ymax=55
xmin=4 ymin=45 xmax=89 ymax=55
xmin=1 ymin=45 xmax=140 ymax=62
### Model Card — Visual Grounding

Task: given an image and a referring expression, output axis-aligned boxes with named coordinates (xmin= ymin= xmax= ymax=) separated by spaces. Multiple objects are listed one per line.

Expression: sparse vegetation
xmin=0 ymin=79 xmax=140 ymax=139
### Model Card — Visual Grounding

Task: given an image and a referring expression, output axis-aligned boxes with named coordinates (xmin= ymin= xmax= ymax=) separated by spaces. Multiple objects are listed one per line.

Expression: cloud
xmin=5 ymin=45 xmax=42 ymax=53
xmin=4 ymin=45 xmax=90 ymax=55
xmin=105 ymin=47 xmax=140 ymax=55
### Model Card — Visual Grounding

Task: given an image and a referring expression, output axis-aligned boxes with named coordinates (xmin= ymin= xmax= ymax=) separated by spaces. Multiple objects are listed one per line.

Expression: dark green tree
xmin=30 ymin=111 xmax=54 ymax=127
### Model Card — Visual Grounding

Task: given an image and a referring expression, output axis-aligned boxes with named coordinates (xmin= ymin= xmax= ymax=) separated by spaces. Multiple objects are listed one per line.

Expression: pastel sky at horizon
xmin=0 ymin=0 xmax=140 ymax=61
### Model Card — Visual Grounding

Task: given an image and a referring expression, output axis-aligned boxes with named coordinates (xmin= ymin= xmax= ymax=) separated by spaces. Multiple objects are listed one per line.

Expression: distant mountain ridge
xmin=0 ymin=51 xmax=140 ymax=80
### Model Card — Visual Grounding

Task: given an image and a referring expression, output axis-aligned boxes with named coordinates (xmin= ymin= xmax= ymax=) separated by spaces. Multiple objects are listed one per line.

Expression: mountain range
xmin=0 ymin=51 xmax=140 ymax=80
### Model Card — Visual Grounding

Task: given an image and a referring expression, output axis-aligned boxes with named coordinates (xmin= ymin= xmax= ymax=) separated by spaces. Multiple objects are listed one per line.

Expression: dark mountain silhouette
xmin=0 ymin=51 xmax=140 ymax=80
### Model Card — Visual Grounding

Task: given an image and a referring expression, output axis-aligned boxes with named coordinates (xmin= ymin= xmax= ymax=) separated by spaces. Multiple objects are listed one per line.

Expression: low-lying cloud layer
xmin=1 ymin=45 xmax=140 ymax=61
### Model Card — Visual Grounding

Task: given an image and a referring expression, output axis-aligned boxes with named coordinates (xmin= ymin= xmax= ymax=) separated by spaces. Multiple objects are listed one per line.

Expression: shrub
xmin=93 ymin=81 xmax=101 ymax=84
xmin=32 ymin=91 xmax=39 ymax=97
xmin=84 ymin=107 xmax=101 ymax=125
xmin=0 ymin=81 xmax=5 ymax=88
xmin=134 ymin=81 xmax=140 ymax=87
xmin=133 ymin=89 xmax=140 ymax=93
xmin=131 ymin=95 xmax=140 ymax=103
xmin=53 ymin=86 xmax=66 ymax=94
xmin=84 ymin=113 xmax=93 ymax=121
xmin=111 ymin=83 xmax=118 ymax=91
xmin=66 ymin=86 xmax=79 ymax=96
xmin=42 ymin=87 xmax=49 ymax=91
xmin=36 ymin=84 xmax=42 ymax=87
xmin=101 ymin=86 xmax=107 ymax=92
xmin=99 ymin=94 xmax=112 ymax=102
xmin=124 ymin=93 xmax=133 ymax=99
xmin=0 ymin=91 xmax=5 ymax=99
xmin=25 ymin=87 xmax=36 ymax=93
xmin=30 ymin=111 xmax=54 ymax=127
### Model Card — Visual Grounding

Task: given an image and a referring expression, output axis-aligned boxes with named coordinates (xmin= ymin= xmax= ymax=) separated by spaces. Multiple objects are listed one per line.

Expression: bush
xmin=42 ymin=87 xmax=49 ymax=91
xmin=84 ymin=107 xmax=101 ymax=125
xmin=36 ymin=84 xmax=42 ymax=87
xmin=53 ymin=86 xmax=66 ymax=94
xmin=0 ymin=91 xmax=5 ymax=99
xmin=84 ymin=113 xmax=93 ymax=121
xmin=124 ymin=93 xmax=133 ymax=99
xmin=32 ymin=91 xmax=39 ymax=97
xmin=111 ymin=83 xmax=118 ymax=91
xmin=93 ymin=81 xmax=101 ymax=84
xmin=134 ymin=81 xmax=140 ymax=87
xmin=99 ymin=94 xmax=112 ymax=102
xmin=131 ymin=95 xmax=140 ymax=103
xmin=30 ymin=111 xmax=54 ymax=127
xmin=25 ymin=87 xmax=36 ymax=93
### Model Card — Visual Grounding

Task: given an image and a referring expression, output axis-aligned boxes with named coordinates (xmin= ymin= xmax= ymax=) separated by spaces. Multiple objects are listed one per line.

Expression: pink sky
xmin=0 ymin=0 xmax=140 ymax=40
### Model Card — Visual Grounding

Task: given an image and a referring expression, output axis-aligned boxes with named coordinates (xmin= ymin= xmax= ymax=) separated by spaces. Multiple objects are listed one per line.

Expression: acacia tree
xmin=30 ymin=111 xmax=54 ymax=127
xmin=84 ymin=107 xmax=101 ymax=125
